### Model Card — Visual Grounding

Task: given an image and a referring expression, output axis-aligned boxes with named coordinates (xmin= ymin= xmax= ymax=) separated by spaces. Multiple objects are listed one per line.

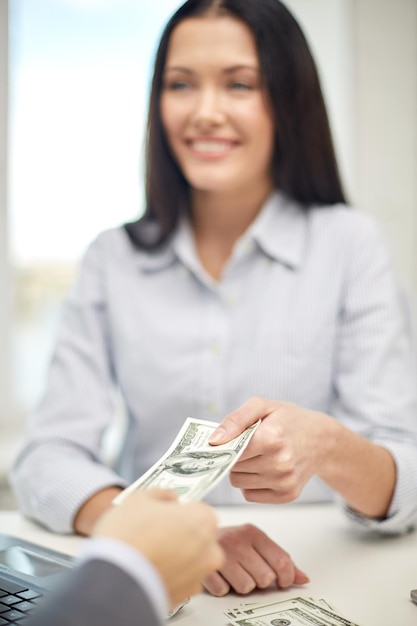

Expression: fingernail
xmin=260 ymin=573 xmax=276 ymax=588
xmin=209 ymin=428 xmax=226 ymax=444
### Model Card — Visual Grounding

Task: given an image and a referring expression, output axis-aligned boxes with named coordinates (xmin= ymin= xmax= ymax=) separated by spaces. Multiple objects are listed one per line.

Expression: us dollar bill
xmin=225 ymin=596 xmax=361 ymax=626
xmin=113 ymin=417 xmax=260 ymax=505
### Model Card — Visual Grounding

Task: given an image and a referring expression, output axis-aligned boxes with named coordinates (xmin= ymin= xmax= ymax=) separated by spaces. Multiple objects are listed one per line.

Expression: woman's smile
xmin=186 ymin=137 xmax=239 ymax=158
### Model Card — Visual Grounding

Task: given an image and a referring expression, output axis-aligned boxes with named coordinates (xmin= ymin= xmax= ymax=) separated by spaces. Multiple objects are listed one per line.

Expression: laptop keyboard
xmin=0 ymin=575 xmax=42 ymax=623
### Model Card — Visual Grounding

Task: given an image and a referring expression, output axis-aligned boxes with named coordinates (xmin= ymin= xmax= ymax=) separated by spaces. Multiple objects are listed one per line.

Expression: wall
xmin=354 ymin=0 xmax=417 ymax=310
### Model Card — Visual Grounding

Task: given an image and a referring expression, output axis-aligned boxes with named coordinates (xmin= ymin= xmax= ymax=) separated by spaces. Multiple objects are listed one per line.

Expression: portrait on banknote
xmin=163 ymin=450 xmax=235 ymax=476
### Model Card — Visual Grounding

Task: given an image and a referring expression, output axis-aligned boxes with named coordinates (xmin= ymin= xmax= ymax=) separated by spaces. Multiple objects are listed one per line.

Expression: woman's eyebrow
xmin=223 ymin=65 xmax=260 ymax=74
xmin=163 ymin=66 xmax=194 ymax=74
xmin=163 ymin=64 xmax=259 ymax=74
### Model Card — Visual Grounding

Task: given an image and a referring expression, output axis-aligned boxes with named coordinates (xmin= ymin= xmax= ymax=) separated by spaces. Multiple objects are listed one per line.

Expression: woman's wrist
xmin=313 ymin=415 xmax=396 ymax=517
xmin=73 ymin=487 xmax=123 ymax=536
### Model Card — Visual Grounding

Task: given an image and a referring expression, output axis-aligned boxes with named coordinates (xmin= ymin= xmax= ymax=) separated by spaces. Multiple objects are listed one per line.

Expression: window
xmin=9 ymin=0 xmax=184 ymax=412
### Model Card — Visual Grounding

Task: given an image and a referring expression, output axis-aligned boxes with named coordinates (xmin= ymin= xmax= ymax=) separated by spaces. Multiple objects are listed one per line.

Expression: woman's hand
xmin=209 ymin=396 xmax=396 ymax=518
xmin=203 ymin=524 xmax=309 ymax=596
xmin=210 ymin=397 xmax=332 ymax=504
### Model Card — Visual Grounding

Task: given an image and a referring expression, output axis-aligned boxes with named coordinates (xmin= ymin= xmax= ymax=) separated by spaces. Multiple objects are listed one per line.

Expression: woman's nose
xmin=191 ymin=87 xmax=226 ymax=128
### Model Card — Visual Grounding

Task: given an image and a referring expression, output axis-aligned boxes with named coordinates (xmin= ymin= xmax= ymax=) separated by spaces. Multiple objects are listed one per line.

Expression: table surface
xmin=0 ymin=503 xmax=416 ymax=626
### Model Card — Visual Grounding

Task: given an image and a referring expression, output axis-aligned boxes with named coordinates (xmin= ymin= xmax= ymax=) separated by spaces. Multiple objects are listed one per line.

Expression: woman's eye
xmin=166 ymin=81 xmax=191 ymax=91
xmin=230 ymin=81 xmax=253 ymax=91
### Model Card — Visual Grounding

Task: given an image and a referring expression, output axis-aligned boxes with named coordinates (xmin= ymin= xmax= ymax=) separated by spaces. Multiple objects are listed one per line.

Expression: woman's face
xmin=160 ymin=15 xmax=275 ymax=198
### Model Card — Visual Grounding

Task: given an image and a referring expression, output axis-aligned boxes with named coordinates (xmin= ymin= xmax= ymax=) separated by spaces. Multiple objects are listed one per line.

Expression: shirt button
xmin=211 ymin=343 xmax=222 ymax=355
xmin=207 ymin=404 xmax=219 ymax=417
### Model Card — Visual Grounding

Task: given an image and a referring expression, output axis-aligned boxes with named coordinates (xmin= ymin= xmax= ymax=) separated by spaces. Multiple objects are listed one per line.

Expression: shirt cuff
xmin=79 ymin=537 xmax=169 ymax=621
xmin=342 ymin=441 xmax=417 ymax=535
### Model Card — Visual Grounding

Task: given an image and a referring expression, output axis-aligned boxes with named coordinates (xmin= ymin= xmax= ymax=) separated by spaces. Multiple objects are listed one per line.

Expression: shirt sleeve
xmin=9 ymin=232 xmax=128 ymax=533
xmin=80 ymin=537 xmax=169 ymax=621
xmin=331 ymin=214 xmax=417 ymax=534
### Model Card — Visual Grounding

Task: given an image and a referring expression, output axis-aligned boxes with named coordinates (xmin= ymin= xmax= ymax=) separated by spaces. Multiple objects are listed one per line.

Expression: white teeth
xmin=191 ymin=141 xmax=232 ymax=153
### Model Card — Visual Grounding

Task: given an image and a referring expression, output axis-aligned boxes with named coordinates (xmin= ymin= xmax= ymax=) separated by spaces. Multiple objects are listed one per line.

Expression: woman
xmin=11 ymin=0 xmax=417 ymax=598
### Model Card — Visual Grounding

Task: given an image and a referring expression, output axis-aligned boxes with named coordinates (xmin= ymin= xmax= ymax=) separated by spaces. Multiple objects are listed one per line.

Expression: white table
xmin=1 ymin=503 xmax=416 ymax=626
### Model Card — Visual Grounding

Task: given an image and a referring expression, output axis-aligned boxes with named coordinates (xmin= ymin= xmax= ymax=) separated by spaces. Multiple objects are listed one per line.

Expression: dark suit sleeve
xmin=26 ymin=559 xmax=163 ymax=626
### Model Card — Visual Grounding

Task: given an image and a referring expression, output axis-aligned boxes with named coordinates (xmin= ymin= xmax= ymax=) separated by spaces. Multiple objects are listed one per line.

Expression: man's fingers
xmin=145 ymin=488 xmax=179 ymax=502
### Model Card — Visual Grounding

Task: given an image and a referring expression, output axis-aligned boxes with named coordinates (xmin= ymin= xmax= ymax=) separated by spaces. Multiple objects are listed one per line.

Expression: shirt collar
xmin=133 ymin=241 xmax=177 ymax=272
xmin=248 ymin=191 xmax=308 ymax=269
xmin=135 ymin=191 xmax=308 ymax=273
xmin=133 ymin=217 xmax=204 ymax=277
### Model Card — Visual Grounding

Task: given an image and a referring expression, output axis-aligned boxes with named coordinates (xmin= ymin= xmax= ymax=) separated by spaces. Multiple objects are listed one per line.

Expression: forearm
xmin=74 ymin=487 xmax=123 ymax=536
xmin=317 ymin=414 xmax=396 ymax=519
xmin=10 ymin=442 xmax=127 ymax=533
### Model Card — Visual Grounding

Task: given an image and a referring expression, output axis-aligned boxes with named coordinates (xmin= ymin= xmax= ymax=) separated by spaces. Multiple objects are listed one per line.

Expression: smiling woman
xmin=5 ymin=0 xmax=357 ymax=420
xmin=2 ymin=2 xmax=416 ymax=433
xmin=9 ymin=0 xmax=417 ymax=604
xmin=1 ymin=0 xmax=349 ymax=430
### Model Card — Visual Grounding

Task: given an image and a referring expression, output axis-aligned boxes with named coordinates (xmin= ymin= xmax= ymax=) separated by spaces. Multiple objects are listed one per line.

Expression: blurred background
xmin=0 ymin=0 xmax=416 ymax=507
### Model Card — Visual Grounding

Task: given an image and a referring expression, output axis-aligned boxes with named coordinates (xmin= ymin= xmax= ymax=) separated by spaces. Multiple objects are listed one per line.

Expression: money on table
xmin=225 ymin=596 xmax=361 ymax=626
xmin=113 ymin=417 xmax=260 ymax=505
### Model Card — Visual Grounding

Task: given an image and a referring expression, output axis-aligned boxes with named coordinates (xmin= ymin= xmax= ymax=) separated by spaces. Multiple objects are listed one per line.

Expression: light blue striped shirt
xmin=10 ymin=192 xmax=417 ymax=534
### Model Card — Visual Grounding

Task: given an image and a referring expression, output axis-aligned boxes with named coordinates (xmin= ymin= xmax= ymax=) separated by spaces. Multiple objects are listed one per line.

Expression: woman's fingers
xmin=209 ymin=397 xmax=270 ymax=445
xmin=203 ymin=524 xmax=309 ymax=596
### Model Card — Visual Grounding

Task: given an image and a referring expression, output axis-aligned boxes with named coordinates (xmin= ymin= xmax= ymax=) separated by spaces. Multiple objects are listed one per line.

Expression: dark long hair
xmin=125 ymin=0 xmax=347 ymax=249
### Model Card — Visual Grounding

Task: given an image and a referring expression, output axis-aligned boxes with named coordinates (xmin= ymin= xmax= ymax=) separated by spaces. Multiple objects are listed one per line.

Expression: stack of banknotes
xmin=224 ymin=596 xmax=361 ymax=626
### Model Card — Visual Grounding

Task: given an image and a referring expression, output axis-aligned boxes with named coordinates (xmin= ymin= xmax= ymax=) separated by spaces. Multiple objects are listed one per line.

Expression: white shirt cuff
xmin=79 ymin=536 xmax=169 ymax=620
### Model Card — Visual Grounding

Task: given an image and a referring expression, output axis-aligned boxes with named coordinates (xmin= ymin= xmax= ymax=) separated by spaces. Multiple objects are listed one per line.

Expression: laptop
xmin=0 ymin=533 xmax=74 ymax=624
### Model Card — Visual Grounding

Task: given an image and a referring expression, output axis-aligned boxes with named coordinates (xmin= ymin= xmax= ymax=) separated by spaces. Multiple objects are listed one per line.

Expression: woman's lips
xmin=186 ymin=138 xmax=238 ymax=157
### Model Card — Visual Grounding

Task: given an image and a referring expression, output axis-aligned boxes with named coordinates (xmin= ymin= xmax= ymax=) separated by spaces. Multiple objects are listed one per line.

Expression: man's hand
xmin=92 ymin=489 xmax=224 ymax=609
